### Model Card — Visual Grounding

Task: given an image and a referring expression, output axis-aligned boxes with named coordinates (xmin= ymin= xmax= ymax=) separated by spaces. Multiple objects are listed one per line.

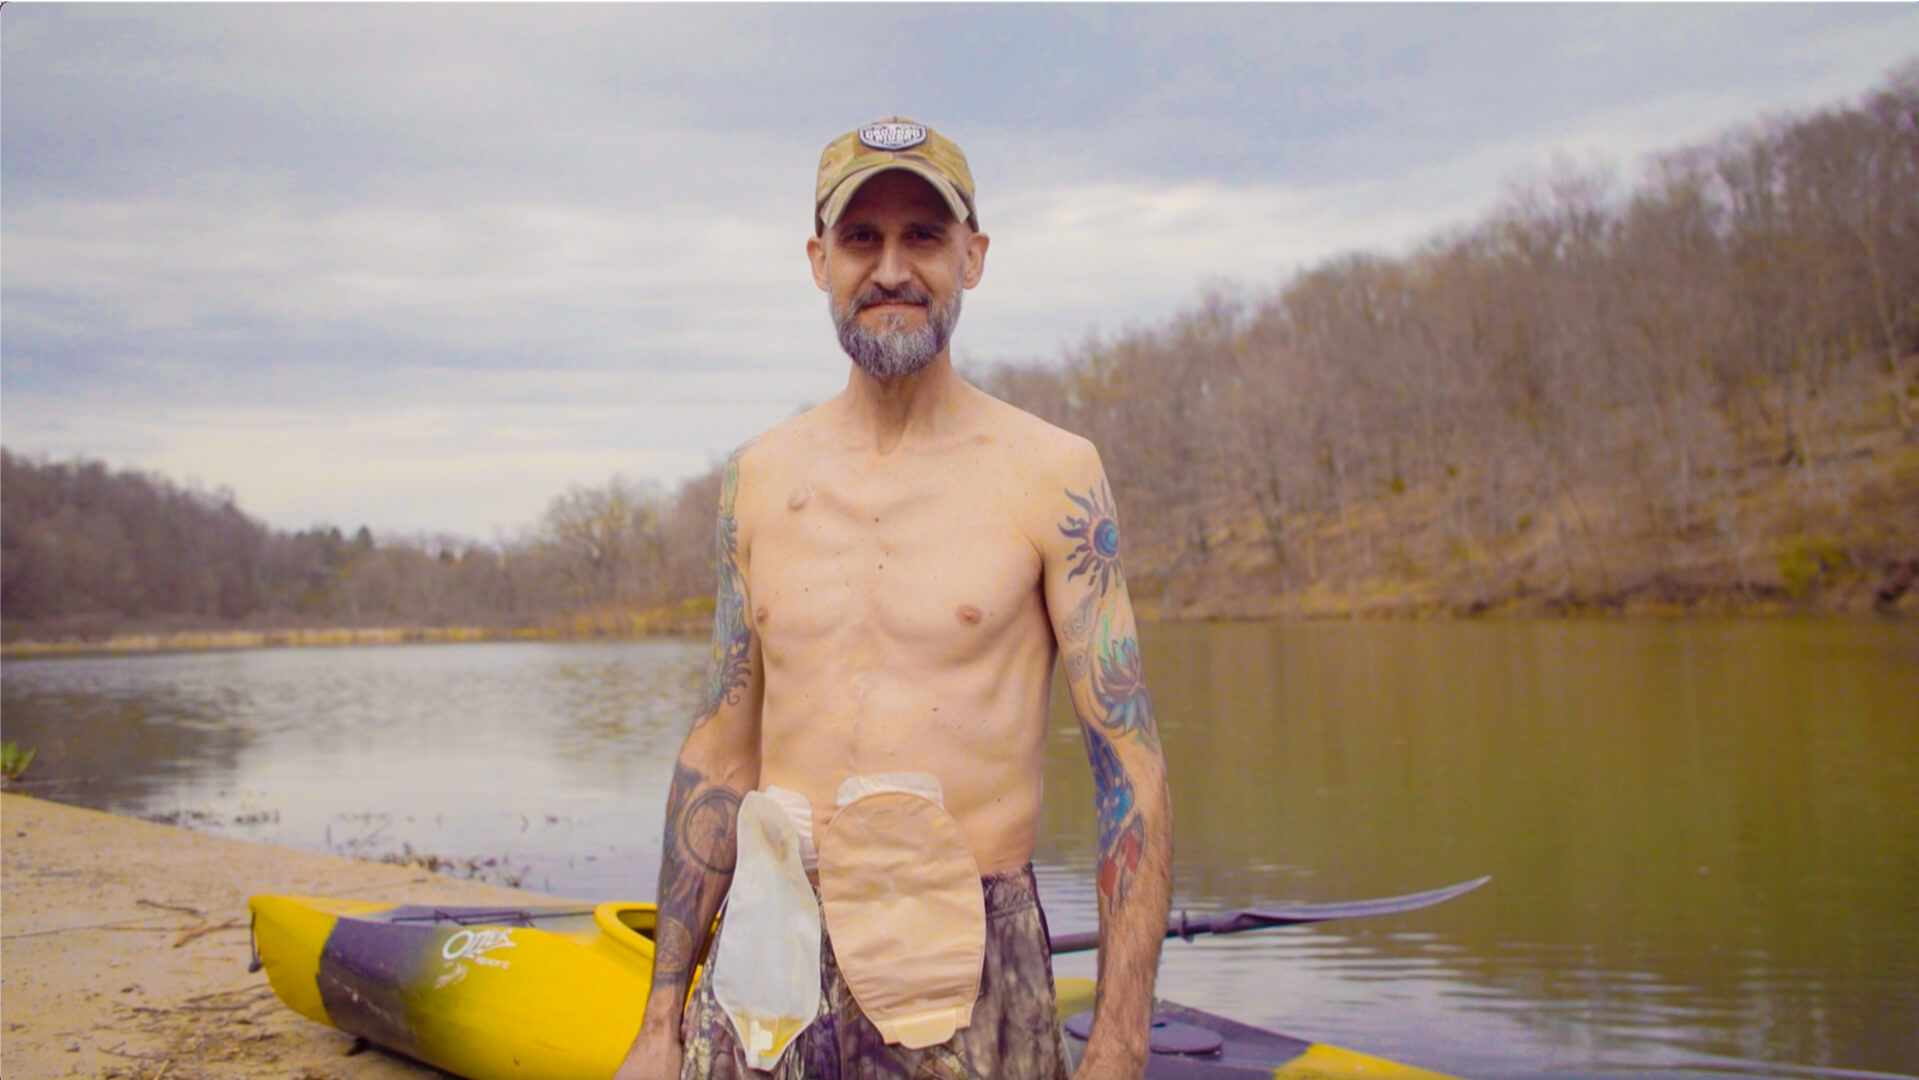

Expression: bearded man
xmin=616 ymin=117 xmax=1172 ymax=1080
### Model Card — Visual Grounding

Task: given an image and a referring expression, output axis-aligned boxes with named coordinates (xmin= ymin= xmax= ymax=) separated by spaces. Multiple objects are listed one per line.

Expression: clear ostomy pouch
xmin=710 ymin=790 xmax=821 ymax=1070
xmin=761 ymin=785 xmax=817 ymax=873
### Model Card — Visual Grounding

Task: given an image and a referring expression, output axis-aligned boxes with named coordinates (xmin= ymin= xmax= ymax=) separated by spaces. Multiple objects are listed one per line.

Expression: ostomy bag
xmin=833 ymin=772 xmax=946 ymax=806
xmin=817 ymin=774 xmax=986 ymax=1049
xmin=761 ymin=785 xmax=818 ymax=873
xmin=710 ymin=790 xmax=821 ymax=1070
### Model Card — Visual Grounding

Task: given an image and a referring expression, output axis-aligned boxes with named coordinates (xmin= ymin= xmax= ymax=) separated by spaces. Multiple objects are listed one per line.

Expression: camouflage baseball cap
xmin=815 ymin=117 xmax=977 ymax=235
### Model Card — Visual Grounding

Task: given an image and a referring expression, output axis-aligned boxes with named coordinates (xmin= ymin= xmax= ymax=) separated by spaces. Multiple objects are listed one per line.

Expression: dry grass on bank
xmin=0 ymin=597 xmax=715 ymax=658
xmin=1138 ymin=431 xmax=1919 ymax=621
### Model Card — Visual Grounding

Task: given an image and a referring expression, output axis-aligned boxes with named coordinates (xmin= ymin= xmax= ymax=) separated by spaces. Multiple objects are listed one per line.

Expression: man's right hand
xmin=612 ymin=1025 xmax=683 ymax=1080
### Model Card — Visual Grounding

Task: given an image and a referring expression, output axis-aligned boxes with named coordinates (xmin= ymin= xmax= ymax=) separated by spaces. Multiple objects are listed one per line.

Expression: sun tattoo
xmin=1059 ymin=483 xmax=1122 ymax=596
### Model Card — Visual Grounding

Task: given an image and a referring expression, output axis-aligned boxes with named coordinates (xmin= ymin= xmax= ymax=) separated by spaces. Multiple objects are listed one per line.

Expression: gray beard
xmin=832 ymin=287 xmax=962 ymax=381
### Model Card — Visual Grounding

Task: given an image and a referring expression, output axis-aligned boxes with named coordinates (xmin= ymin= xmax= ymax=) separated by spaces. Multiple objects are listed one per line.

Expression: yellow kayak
xmin=249 ymin=894 xmax=1460 ymax=1079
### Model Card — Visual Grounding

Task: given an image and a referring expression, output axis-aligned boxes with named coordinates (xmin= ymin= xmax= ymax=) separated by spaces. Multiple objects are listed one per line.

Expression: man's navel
xmin=955 ymin=604 xmax=983 ymax=626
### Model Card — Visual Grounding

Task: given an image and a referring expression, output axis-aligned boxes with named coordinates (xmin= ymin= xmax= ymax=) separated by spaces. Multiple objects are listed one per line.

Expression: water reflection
xmin=1045 ymin=620 xmax=1919 ymax=1078
xmin=2 ymin=642 xmax=711 ymax=898
xmin=3 ymin=620 xmax=1915 ymax=1078
xmin=544 ymin=640 xmax=707 ymax=783
xmin=0 ymin=651 xmax=257 ymax=809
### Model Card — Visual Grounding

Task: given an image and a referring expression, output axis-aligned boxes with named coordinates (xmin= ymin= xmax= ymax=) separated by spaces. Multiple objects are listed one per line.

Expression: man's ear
xmin=962 ymin=231 xmax=989 ymax=290
xmin=806 ymin=236 xmax=829 ymax=291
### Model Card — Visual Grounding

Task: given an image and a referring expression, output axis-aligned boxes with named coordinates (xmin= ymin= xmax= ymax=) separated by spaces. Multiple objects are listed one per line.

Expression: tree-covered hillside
xmin=6 ymin=65 xmax=1916 ymax=641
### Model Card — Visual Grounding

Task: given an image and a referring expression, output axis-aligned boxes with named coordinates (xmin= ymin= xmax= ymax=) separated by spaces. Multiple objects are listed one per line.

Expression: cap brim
xmin=818 ymin=162 xmax=973 ymax=234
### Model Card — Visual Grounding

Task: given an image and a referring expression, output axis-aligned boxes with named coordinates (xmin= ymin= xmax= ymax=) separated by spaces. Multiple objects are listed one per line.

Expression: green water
xmin=3 ymin=620 xmax=1915 ymax=1078
xmin=1048 ymin=620 xmax=1919 ymax=1077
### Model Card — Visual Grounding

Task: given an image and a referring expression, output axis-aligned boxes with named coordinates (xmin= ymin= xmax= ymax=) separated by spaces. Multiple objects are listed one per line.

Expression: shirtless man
xmin=616 ymin=118 xmax=1172 ymax=1080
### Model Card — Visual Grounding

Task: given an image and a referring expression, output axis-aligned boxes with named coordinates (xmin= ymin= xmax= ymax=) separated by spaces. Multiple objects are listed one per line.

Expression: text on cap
xmin=858 ymin=123 xmax=927 ymax=152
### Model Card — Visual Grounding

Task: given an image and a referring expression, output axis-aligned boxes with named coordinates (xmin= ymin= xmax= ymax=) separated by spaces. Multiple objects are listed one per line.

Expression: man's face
xmin=807 ymin=170 xmax=989 ymax=381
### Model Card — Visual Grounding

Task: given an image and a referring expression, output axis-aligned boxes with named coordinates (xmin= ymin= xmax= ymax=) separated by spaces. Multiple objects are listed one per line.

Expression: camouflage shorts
xmin=680 ymin=863 xmax=1071 ymax=1080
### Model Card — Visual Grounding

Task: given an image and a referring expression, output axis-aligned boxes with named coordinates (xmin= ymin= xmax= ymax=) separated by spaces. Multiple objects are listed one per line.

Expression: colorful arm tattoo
xmin=696 ymin=451 xmax=753 ymax=727
xmin=1084 ymin=723 xmax=1148 ymax=908
xmin=1057 ymin=483 xmax=1160 ymax=908
xmin=1091 ymin=611 xmax=1159 ymax=752
xmin=1059 ymin=481 xmax=1123 ymax=595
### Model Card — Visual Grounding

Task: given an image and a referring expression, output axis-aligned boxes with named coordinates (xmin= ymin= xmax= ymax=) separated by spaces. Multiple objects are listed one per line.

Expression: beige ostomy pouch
xmin=816 ymin=773 xmax=986 ymax=1049
xmin=710 ymin=790 xmax=821 ymax=1070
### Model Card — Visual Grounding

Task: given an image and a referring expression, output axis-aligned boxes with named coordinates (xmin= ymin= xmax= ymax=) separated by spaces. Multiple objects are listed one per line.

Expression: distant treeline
xmin=5 ymin=65 xmax=1917 ymax=638
xmin=1 ymin=451 xmax=722 ymax=637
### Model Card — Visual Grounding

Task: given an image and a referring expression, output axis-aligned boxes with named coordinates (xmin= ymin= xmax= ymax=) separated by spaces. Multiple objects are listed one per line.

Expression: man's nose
xmin=872 ymin=237 xmax=911 ymax=289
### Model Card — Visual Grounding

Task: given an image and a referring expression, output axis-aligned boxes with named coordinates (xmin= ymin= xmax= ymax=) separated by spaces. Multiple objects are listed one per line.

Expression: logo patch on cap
xmin=858 ymin=123 xmax=927 ymax=152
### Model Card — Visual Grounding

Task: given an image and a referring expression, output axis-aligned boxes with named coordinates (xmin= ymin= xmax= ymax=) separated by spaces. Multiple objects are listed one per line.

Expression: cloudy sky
xmin=5 ymin=5 xmax=1915 ymax=540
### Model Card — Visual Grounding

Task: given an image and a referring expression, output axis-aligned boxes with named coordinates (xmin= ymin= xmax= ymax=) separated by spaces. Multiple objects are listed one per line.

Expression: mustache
xmin=853 ymin=284 xmax=931 ymax=312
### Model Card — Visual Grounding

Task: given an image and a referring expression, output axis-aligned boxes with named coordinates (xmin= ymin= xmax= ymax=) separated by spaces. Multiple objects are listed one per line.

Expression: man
xmin=616 ymin=117 xmax=1172 ymax=1080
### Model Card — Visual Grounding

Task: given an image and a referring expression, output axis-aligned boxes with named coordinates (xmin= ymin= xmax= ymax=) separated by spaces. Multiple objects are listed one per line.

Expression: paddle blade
xmin=1047 ymin=876 xmax=1491 ymax=955
xmin=1208 ymin=876 xmax=1491 ymax=936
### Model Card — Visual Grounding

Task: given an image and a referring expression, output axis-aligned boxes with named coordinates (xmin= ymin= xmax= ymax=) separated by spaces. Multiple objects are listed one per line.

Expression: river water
xmin=3 ymin=620 xmax=1915 ymax=1079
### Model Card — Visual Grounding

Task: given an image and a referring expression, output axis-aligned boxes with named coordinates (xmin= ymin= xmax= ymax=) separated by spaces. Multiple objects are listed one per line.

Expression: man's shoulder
xmin=731 ymin=405 xmax=828 ymax=477
xmin=972 ymin=390 xmax=1101 ymax=478
xmin=967 ymin=391 xmax=1106 ymax=554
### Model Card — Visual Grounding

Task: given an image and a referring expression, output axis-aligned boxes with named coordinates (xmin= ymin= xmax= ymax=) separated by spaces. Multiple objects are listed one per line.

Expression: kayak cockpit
xmin=592 ymin=900 xmax=659 ymax=958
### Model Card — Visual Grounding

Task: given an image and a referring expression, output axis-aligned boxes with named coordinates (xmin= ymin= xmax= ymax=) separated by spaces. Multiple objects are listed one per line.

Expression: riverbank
xmin=0 ymin=601 xmax=712 ymax=660
xmin=4 ymin=588 xmax=1909 ymax=661
xmin=0 ymin=792 xmax=548 ymax=1080
xmin=4 ymin=432 xmax=1914 ymax=662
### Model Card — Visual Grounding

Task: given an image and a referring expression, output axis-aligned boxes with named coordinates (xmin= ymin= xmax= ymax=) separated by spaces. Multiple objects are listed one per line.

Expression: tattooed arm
xmin=1042 ymin=441 xmax=1173 ymax=1080
xmin=616 ymin=448 xmax=763 ymax=1080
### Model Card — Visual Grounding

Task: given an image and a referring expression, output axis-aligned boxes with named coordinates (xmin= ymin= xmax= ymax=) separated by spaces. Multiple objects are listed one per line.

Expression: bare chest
xmin=744 ymin=469 xmax=1043 ymax=663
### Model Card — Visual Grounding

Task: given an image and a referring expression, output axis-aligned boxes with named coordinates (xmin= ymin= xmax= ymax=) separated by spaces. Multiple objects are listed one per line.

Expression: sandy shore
xmin=1 ymin=792 xmax=562 ymax=1080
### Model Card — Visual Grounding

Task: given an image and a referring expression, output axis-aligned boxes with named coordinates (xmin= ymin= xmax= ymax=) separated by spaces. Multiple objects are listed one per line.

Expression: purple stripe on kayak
xmin=317 ymin=917 xmax=437 ymax=1058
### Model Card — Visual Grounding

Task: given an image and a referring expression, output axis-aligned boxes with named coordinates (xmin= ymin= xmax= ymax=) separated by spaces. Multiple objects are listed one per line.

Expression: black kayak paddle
xmin=1047 ymin=875 xmax=1491 ymax=955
